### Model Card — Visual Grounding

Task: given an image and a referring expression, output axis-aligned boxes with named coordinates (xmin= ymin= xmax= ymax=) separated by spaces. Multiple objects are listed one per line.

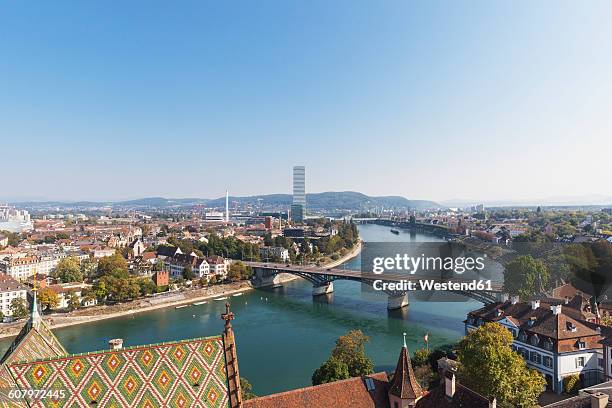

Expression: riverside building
xmin=466 ymin=295 xmax=608 ymax=394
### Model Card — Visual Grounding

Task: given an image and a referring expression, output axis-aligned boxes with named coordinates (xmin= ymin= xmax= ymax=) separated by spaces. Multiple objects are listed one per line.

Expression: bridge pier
xmin=312 ymin=282 xmax=334 ymax=296
xmin=253 ymin=269 xmax=283 ymax=288
xmin=387 ymin=293 xmax=409 ymax=310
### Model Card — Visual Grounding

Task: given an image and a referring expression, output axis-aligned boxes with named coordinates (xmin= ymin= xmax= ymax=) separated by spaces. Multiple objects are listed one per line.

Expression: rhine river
xmin=0 ymin=224 xmax=485 ymax=396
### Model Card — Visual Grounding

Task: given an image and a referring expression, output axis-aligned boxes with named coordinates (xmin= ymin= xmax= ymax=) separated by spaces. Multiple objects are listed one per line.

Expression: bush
xmin=563 ymin=374 xmax=581 ymax=394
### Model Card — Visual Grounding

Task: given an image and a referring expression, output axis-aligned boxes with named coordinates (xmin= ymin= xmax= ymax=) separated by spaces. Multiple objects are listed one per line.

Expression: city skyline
xmin=2 ymin=1 xmax=612 ymax=202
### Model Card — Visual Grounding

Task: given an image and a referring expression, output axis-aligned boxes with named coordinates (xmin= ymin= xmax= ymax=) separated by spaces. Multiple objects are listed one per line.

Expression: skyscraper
xmin=291 ymin=166 xmax=305 ymax=223
xmin=292 ymin=166 xmax=305 ymax=206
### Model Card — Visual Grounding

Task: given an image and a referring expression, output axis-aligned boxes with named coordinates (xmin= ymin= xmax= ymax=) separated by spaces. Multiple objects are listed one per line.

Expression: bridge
xmin=246 ymin=261 xmax=504 ymax=310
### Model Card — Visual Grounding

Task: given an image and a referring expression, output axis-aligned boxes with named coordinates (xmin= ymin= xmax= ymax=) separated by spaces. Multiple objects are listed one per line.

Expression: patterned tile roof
xmin=7 ymin=335 xmax=231 ymax=408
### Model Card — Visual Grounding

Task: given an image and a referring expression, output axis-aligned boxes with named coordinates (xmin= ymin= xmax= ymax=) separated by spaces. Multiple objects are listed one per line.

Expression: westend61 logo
xmin=360 ymin=242 xmax=497 ymax=300
xmin=372 ymin=254 xmax=486 ymax=275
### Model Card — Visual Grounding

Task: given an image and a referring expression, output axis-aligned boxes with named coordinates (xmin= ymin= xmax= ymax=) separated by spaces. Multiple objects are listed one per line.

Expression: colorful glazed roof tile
xmin=0 ymin=293 xmax=237 ymax=408
xmin=0 ymin=289 xmax=66 ymax=408
xmin=6 ymin=335 xmax=231 ymax=408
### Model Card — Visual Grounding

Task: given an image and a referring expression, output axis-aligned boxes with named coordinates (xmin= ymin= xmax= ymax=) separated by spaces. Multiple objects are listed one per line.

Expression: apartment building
xmin=466 ymin=296 xmax=605 ymax=394
xmin=0 ymin=256 xmax=40 ymax=281
xmin=0 ymin=274 xmax=28 ymax=317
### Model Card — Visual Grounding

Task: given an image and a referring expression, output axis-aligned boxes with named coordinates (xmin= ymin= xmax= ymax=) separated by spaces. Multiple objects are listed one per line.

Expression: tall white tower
xmin=225 ymin=190 xmax=229 ymax=222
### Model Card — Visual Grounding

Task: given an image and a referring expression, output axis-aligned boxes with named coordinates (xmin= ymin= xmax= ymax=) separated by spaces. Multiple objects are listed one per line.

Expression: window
xmin=543 ymin=356 xmax=553 ymax=368
xmin=365 ymin=378 xmax=375 ymax=391
xmin=576 ymin=357 xmax=586 ymax=368
xmin=598 ymin=358 xmax=604 ymax=368
xmin=577 ymin=341 xmax=586 ymax=350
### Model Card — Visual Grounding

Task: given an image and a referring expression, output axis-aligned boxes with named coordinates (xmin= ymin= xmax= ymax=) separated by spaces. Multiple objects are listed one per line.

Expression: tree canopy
xmin=312 ymin=330 xmax=374 ymax=385
xmin=457 ymin=322 xmax=545 ymax=408
xmin=503 ymin=255 xmax=549 ymax=299
xmin=52 ymin=256 xmax=83 ymax=283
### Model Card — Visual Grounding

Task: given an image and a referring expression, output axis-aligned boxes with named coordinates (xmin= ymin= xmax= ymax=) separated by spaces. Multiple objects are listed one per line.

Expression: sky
xmin=1 ymin=1 xmax=611 ymax=204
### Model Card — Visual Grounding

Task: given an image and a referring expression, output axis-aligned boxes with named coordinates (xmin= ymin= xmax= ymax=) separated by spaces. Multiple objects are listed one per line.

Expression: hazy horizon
xmin=2 ymin=1 xmax=612 ymax=202
xmin=2 ymin=192 xmax=611 ymax=208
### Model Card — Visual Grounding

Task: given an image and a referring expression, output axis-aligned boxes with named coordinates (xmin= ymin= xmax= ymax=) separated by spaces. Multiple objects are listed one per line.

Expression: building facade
xmin=291 ymin=165 xmax=305 ymax=223
xmin=0 ymin=274 xmax=27 ymax=317
xmin=466 ymin=297 xmax=605 ymax=394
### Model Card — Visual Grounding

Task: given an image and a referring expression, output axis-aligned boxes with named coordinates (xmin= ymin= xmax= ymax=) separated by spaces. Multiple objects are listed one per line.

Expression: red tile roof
xmin=243 ymin=372 xmax=390 ymax=408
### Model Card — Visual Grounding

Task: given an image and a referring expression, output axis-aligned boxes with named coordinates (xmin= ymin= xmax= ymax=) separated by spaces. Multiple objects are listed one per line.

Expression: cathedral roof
xmin=6 ymin=335 xmax=231 ymax=408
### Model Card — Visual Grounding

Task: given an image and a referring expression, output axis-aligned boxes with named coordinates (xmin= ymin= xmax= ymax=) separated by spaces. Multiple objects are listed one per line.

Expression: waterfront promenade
xmin=0 ymin=242 xmax=364 ymax=340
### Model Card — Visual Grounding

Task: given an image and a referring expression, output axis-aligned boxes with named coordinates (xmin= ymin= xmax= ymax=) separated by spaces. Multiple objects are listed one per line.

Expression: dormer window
xmin=531 ymin=335 xmax=540 ymax=346
xmin=577 ymin=341 xmax=586 ymax=350
xmin=543 ymin=339 xmax=553 ymax=351
xmin=566 ymin=322 xmax=577 ymax=333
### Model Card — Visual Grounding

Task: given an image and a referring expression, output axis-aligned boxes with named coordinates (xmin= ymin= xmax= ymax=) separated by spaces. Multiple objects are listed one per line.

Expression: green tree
xmin=10 ymin=298 xmax=28 ymax=319
xmin=457 ymin=322 xmax=545 ymax=408
xmin=52 ymin=256 xmax=83 ymax=283
xmin=312 ymin=330 xmax=374 ymax=386
xmin=97 ymin=253 xmax=128 ymax=276
xmin=412 ymin=348 xmax=431 ymax=368
xmin=503 ymin=255 xmax=549 ymax=299
xmin=139 ymin=279 xmax=157 ymax=296
xmin=92 ymin=280 xmax=108 ymax=301
xmin=39 ymin=288 xmax=60 ymax=311
xmin=330 ymin=330 xmax=374 ymax=377
xmin=67 ymin=291 xmax=80 ymax=311
xmin=182 ymin=265 xmax=195 ymax=280
xmin=80 ymin=257 xmax=98 ymax=278
xmin=312 ymin=356 xmax=350 ymax=385
xmin=240 ymin=377 xmax=257 ymax=400
xmin=228 ymin=261 xmax=252 ymax=282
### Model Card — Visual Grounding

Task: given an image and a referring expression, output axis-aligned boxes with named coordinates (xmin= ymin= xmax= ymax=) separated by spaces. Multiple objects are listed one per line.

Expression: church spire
xmin=388 ymin=334 xmax=423 ymax=407
xmin=31 ymin=279 xmax=41 ymax=326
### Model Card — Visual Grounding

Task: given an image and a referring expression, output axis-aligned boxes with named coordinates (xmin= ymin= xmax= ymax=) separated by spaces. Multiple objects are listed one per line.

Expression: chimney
xmin=531 ymin=300 xmax=540 ymax=310
xmin=565 ymin=296 xmax=570 ymax=305
xmin=489 ymin=397 xmax=497 ymax=408
xmin=591 ymin=392 xmax=609 ymax=408
xmin=551 ymin=305 xmax=562 ymax=315
xmin=511 ymin=295 xmax=519 ymax=305
xmin=445 ymin=371 xmax=456 ymax=398
xmin=109 ymin=338 xmax=123 ymax=350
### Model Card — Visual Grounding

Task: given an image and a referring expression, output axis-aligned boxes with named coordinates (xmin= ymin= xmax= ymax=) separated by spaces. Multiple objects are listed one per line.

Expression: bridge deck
xmin=245 ymin=261 xmax=503 ymax=291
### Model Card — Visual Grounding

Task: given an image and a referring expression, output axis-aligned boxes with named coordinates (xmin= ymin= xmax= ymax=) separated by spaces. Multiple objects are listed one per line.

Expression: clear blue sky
xmin=1 ymin=1 xmax=611 ymax=203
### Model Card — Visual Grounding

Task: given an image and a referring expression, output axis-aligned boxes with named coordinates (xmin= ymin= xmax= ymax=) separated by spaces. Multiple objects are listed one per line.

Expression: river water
xmin=0 ymin=224 xmax=484 ymax=396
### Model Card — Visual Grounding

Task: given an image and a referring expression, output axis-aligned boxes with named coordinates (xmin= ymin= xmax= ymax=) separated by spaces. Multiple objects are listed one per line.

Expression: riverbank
xmin=0 ymin=281 xmax=253 ymax=339
xmin=0 ymin=242 xmax=364 ymax=340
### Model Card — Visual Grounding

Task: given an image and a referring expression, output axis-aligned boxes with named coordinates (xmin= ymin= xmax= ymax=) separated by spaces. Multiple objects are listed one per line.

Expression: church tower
xmin=388 ymin=333 xmax=424 ymax=408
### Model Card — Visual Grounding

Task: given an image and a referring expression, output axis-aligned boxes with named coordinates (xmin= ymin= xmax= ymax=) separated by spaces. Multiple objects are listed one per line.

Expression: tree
xmin=412 ymin=348 xmax=431 ymax=368
xmin=503 ymin=255 xmax=549 ymax=299
xmin=457 ymin=322 xmax=545 ymax=408
xmin=139 ymin=279 xmax=157 ymax=296
xmin=80 ymin=257 xmax=98 ymax=278
xmin=52 ymin=256 xmax=83 ymax=283
xmin=228 ymin=261 xmax=252 ymax=282
xmin=330 ymin=330 xmax=374 ymax=377
xmin=10 ymin=298 xmax=28 ymax=319
xmin=92 ymin=280 xmax=108 ymax=301
xmin=67 ymin=291 xmax=80 ymax=311
xmin=312 ymin=330 xmax=374 ymax=386
xmin=312 ymin=356 xmax=350 ymax=385
xmin=601 ymin=315 xmax=612 ymax=327
xmin=183 ymin=265 xmax=195 ymax=280
xmin=39 ymin=288 xmax=60 ymax=311
xmin=97 ymin=253 xmax=128 ymax=276
xmin=240 ymin=377 xmax=257 ymax=400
